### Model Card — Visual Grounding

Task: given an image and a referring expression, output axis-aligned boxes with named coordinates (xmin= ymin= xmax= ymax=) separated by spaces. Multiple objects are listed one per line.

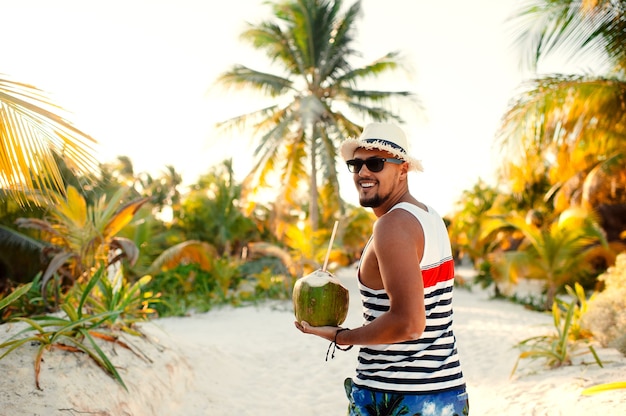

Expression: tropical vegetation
xmin=511 ymin=283 xmax=602 ymax=375
xmin=0 ymin=75 xmax=99 ymax=207
xmin=448 ymin=0 xmax=626 ymax=309
xmin=446 ymin=0 xmax=626 ymax=380
xmin=499 ymin=0 xmax=626 ymax=232
xmin=480 ymin=207 xmax=608 ymax=309
xmin=1 ymin=0 xmax=626 ymax=395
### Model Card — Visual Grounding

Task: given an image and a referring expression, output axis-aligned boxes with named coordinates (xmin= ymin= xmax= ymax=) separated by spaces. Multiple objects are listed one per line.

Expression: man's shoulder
xmin=374 ymin=207 xmax=423 ymax=238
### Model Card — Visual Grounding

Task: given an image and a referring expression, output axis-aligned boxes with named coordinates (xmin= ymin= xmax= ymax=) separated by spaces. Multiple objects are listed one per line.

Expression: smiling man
xmin=295 ymin=123 xmax=469 ymax=415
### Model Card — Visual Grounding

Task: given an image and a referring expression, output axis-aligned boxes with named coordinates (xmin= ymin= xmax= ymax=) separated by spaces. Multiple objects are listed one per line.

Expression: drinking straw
xmin=322 ymin=220 xmax=339 ymax=272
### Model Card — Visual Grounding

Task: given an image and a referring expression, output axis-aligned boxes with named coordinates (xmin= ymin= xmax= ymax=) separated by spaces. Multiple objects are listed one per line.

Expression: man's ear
xmin=400 ymin=162 xmax=409 ymax=179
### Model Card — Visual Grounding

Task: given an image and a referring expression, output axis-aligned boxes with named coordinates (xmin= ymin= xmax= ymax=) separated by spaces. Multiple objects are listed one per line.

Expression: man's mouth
xmin=359 ymin=180 xmax=376 ymax=189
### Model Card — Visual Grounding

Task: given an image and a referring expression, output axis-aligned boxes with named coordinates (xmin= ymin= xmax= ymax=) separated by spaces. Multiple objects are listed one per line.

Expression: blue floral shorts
xmin=344 ymin=378 xmax=470 ymax=416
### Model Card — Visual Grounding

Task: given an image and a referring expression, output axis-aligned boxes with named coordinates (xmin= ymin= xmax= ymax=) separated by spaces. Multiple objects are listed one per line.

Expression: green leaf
xmin=0 ymin=283 xmax=32 ymax=311
xmin=77 ymin=266 xmax=106 ymax=319
xmin=77 ymin=328 xmax=128 ymax=391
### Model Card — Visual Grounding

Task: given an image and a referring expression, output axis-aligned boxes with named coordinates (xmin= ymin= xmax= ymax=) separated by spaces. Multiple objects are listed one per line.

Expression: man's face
xmin=349 ymin=148 xmax=404 ymax=208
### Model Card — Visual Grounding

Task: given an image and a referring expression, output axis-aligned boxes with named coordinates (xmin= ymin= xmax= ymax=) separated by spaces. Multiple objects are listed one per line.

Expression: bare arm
xmin=295 ymin=209 xmax=426 ymax=346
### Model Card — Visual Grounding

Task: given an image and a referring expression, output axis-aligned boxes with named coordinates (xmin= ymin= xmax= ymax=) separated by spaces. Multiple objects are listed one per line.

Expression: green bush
xmin=511 ymin=283 xmax=602 ymax=375
xmin=237 ymin=256 xmax=292 ymax=301
xmin=144 ymin=256 xmax=294 ymax=317
xmin=581 ymin=252 xmax=626 ymax=355
xmin=144 ymin=263 xmax=225 ymax=316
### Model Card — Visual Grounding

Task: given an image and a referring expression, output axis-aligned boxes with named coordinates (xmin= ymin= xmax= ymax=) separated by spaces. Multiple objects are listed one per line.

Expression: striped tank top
xmin=355 ymin=202 xmax=466 ymax=394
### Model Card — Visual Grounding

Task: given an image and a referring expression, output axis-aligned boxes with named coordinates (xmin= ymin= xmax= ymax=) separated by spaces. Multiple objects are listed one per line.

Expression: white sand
xmin=1 ymin=267 xmax=625 ymax=415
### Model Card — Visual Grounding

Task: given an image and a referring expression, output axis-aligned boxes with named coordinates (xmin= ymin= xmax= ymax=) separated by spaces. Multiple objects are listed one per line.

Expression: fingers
xmin=295 ymin=322 xmax=339 ymax=342
xmin=294 ymin=320 xmax=310 ymax=333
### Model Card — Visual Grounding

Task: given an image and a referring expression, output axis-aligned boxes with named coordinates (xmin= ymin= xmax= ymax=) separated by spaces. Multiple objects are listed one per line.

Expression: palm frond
xmin=507 ymin=0 xmax=618 ymax=72
xmin=216 ymin=65 xmax=293 ymax=97
xmin=0 ymin=76 xmax=99 ymax=207
xmin=0 ymin=224 xmax=46 ymax=252
xmin=497 ymin=75 xmax=626 ymax=169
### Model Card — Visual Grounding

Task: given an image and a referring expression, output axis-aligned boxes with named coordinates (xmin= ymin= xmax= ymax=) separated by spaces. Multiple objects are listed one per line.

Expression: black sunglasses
xmin=346 ymin=157 xmax=404 ymax=173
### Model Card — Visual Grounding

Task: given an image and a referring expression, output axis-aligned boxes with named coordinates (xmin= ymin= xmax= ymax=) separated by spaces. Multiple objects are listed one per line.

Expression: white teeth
xmin=361 ymin=182 xmax=374 ymax=188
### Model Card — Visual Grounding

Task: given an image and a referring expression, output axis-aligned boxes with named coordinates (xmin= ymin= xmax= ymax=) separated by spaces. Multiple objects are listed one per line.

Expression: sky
xmin=1 ymin=0 xmax=531 ymax=215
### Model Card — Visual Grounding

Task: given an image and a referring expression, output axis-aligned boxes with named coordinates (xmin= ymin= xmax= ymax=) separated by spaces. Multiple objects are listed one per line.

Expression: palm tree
xmin=481 ymin=207 xmax=608 ymax=310
xmin=0 ymin=75 xmax=99 ymax=206
xmin=498 ymin=1 xmax=626 ymax=231
xmin=214 ymin=0 xmax=418 ymax=232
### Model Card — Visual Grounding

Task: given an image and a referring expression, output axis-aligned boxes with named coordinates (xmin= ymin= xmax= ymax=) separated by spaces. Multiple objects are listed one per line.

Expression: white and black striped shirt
xmin=354 ymin=202 xmax=466 ymax=394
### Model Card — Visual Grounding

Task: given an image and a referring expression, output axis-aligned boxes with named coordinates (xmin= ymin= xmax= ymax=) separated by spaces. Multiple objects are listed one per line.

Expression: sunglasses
xmin=346 ymin=157 xmax=404 ymax=173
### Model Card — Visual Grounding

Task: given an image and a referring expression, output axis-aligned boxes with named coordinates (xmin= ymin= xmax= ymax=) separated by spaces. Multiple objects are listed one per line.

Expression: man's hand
xmin=294 ymin=320 xmax=340 ymax=342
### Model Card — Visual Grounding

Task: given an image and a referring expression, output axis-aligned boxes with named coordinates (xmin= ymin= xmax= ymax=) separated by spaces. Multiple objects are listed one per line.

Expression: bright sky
xmin=1 ymin=0 xmax=529 ymax=215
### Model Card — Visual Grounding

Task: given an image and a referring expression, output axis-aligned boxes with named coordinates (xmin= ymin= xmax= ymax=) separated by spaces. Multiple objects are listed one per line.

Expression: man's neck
xmin=372 ymin=190 xmax=415 ymax=217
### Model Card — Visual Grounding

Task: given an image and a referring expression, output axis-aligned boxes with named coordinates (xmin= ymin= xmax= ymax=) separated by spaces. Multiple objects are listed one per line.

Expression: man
xmin=295 ymin=123 xmax=469 ymax=415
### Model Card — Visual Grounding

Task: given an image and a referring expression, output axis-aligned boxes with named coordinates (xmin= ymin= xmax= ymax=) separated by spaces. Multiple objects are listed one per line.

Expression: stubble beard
xmin=359 ymin=190 xmax=391 ymax=208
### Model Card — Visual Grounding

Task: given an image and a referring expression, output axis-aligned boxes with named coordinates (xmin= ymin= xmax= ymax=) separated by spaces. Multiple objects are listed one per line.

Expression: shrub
xmin=511 ymin=283 xmax=602 ymax=376
xmin=144 ymin=263 xmax=224 ymax=316
xmin=581 ymin=252 xmax=626 ymax=355
xmin=0 ymin=266 xmax=154 ymax=390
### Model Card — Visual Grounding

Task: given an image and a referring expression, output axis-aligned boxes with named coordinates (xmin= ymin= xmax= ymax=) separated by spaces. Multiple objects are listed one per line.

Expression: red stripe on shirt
xmin=421 ymin=258 xmax=455 ymax=288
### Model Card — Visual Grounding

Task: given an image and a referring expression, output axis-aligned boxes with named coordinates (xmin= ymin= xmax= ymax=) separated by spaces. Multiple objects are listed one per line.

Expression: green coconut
xmin=292 ymin=269 xmax=349 ymax=327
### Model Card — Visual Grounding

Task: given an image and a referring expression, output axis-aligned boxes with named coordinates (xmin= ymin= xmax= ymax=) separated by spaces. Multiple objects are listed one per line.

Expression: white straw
xmin=322 ymin=220 xmax=339 ymax=272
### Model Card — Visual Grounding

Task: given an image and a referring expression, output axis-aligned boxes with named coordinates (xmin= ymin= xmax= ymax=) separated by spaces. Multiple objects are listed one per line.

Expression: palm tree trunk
xmin=545 ymin=282 xmax=557 ymax=311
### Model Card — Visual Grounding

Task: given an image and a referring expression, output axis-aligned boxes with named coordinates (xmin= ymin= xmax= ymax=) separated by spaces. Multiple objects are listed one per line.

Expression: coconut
xmin=292 ymin=269 xmax=349 ymax=327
